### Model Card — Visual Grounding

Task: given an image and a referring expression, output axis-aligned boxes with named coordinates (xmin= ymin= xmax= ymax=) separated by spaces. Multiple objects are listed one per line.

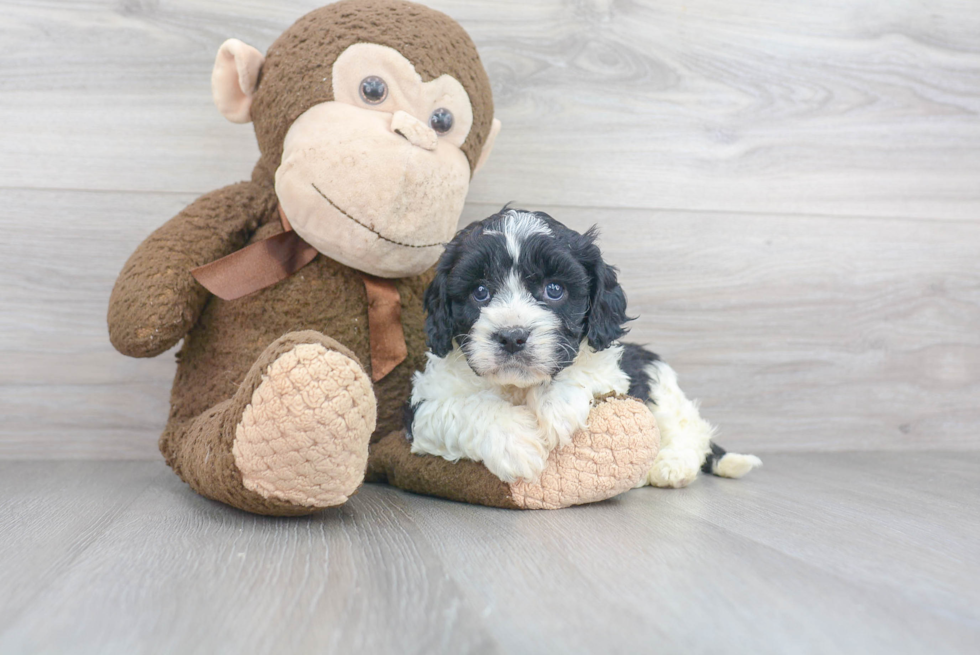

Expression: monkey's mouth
xmin=311 ymin=183 xmax=445 ymax=249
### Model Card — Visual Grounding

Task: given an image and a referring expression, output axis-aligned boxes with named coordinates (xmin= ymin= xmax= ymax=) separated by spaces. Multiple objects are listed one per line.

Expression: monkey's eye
xmin=472 ymin=285 xmax=491 ymax=303
xmin=359 ymin=76 xmax=388 ymax=104
xmin=429 ymin=108 xmax=454 ymax=134
xmin=545 ymin=283 xmax=565 ymax=301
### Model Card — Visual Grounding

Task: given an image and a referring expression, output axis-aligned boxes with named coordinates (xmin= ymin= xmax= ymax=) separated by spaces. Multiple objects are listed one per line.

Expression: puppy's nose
xmin=390 ymin=110 xmax=438 ymax=151
xmin=495 ymin=328 xmax=529 ymax=354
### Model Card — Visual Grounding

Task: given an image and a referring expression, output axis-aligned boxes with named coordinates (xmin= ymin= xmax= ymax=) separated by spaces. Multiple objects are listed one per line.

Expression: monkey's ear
xmin=211 ymin=38 xmax=265 ymax=124
xmin=473 ymin=118 xmax=502 ymax=176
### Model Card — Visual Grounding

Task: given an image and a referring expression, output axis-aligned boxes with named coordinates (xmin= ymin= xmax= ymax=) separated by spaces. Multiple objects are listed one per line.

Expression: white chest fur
xmin=409 ymin=343 xmax=629 ymax=482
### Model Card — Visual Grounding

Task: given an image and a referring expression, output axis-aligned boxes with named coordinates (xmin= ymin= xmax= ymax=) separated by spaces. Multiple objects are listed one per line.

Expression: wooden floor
xmin=0 ymin=453 xmax=977 ymax=654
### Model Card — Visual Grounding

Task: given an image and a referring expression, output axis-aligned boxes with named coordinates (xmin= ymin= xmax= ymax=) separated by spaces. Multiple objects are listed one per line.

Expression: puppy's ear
xmin=424 ymin=221 xmax=483 ymax=356
xmin=581 ymin=228 xmax=631 ymax=350
xmin=423 ymin=267 xmax=454 ymax=357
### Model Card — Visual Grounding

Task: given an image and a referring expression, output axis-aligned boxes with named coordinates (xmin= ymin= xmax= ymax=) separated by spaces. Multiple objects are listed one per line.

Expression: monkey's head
xmin=211 ymin=0 xmax=500 ymax=278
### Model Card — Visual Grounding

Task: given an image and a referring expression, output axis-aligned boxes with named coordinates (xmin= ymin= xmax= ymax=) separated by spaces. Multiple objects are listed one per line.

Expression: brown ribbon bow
xmin=190 ymin=206 xmax=407 ymax=382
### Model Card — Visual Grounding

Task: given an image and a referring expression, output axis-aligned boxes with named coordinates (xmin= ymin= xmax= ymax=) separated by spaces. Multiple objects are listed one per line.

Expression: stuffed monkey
xmin=108 ymin=0 xmax=659 ymax=516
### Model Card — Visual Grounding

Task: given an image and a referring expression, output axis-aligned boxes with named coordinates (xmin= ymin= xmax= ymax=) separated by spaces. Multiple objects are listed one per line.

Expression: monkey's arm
xmin=108 ymin=181 xmax=278 ymax=358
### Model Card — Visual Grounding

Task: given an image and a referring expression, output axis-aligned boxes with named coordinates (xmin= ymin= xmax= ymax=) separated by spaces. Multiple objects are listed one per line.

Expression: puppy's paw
xmin=525 ymin=384 xmax=591 ymax=450
xmin=532 ymin=400 xmax=585 ymax=450
xmin=646 ymin=448 xmax=702 ymax=489
xmin=489 ymin=439 xmax=549 ymax=484
xmin=481 ymin=409 xmax=549 ymax=484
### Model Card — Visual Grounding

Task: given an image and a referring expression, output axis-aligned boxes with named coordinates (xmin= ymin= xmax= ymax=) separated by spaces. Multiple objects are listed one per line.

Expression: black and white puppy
xmin=406 ymin=208 xmax=761 ymax=487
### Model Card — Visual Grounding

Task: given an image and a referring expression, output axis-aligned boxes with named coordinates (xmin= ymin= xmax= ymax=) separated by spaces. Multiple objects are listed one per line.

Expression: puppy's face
xmin=424 ymin=209 xmax=629 ymax=387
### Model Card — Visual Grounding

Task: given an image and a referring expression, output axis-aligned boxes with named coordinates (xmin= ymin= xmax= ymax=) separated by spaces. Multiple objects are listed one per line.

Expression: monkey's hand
xmin=108 ymin=181 xmax=277 ymax=358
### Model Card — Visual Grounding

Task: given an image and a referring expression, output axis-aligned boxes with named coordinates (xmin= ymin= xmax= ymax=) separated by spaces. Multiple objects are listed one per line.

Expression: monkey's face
xmin=274 ymin=44 xmax=476 ymax=278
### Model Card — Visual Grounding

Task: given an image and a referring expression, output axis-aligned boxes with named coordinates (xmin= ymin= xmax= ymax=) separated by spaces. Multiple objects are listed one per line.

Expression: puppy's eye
xmin=429 ymin=108 xmax=454 ymax=134
xmin=545 ymin=282 xmax=565 ymax=301
xmin=359 ymin=76 xmax=388 ymax=104
xmin=472 ymin=285 xmax=491 ymax=303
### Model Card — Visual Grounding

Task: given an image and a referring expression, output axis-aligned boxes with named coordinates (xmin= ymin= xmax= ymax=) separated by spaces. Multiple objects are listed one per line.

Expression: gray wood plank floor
xmin=1 ymin=454 xmax=977 ymax=654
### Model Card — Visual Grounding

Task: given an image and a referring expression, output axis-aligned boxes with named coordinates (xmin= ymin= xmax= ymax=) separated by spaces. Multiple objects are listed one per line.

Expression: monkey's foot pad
xmin=367 ymin=397 xmax=659 ymax=510
xmin=510 ymin=397 xmax=660 ymax=509
xmin=233 ymin=343 xmax=377 ymax=508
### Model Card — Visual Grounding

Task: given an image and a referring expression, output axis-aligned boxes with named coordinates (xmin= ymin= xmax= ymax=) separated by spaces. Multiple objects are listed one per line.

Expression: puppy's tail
xmin=702 ymin=441 xmax=762 ymax=479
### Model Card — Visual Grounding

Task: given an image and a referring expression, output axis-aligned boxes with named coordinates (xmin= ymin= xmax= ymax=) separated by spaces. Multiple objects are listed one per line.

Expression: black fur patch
xmin=619 ymin=343 xmax=660 ymax=401
xmin=701 ymin=441 xmax=727 ymax=473
xmin=403 ymin=402 xmax=420 ymax=442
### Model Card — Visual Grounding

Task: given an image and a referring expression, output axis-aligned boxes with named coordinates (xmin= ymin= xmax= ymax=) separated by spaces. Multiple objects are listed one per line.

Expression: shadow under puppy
xmin=407 ymin=208 xmax=761 ymax=488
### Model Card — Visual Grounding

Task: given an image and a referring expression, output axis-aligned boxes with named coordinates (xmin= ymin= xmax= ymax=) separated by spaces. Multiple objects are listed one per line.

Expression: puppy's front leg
xmin=411 ymin=391 xmax=550 ymax=483
xmin=526 ymin=346 xmax=632 ymax=450
xmin=525 ymin=381 xmax=593 ymax=451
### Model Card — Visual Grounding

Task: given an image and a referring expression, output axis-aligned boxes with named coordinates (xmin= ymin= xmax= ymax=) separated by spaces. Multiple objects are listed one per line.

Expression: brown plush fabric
xmin=164 ymin=214 xmax=432 ymax=444
xmin=249 ymin=0 xmax=494 ymax=186
xmin=367 ymin=431 xmax=521 ymax=509
xmin=160 ymin=331 xmax=365 ymax=516
xmin=108 ymin=181 xmax=277 ymax=359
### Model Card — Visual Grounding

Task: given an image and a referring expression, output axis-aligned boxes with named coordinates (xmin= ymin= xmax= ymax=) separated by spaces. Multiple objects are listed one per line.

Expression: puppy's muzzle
xmin=493 ymin=327 xmax=529 ymax=354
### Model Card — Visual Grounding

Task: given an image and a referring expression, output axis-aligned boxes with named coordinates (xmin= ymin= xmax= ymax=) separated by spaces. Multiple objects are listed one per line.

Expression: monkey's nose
xmin=494 ymin=328 xmax=530 ymax=354
xmin=391 ymin=110 xmax=438 ymax=151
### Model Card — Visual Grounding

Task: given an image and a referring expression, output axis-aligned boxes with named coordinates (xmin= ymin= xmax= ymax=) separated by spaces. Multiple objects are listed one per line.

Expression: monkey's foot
xmin=509 ymin=397 xmax=660 ymax=510
xmin=232 ymin=332 xmax=377 ymax=509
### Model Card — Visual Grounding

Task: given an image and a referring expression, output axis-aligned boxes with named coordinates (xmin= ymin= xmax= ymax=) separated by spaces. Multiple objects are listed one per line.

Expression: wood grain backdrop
xmin=1 ymin=0 xmax=978 ymax=458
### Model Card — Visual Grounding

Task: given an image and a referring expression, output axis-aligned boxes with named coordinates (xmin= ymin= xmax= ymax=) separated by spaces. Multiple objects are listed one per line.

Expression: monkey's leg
xmin=161 ymin=331 xmax=376 ymax=516
xmin=367 ymin=396 xmax=659 ymax=510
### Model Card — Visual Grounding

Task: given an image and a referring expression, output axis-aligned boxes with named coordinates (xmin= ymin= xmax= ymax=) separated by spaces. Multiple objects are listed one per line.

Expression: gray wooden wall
xmin=1 ymin=0 xmax=978 ymax=458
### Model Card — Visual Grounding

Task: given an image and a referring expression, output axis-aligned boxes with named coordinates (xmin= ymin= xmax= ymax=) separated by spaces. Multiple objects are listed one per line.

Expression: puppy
xmin=406 ymin=208 xmax=761 ymax=488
